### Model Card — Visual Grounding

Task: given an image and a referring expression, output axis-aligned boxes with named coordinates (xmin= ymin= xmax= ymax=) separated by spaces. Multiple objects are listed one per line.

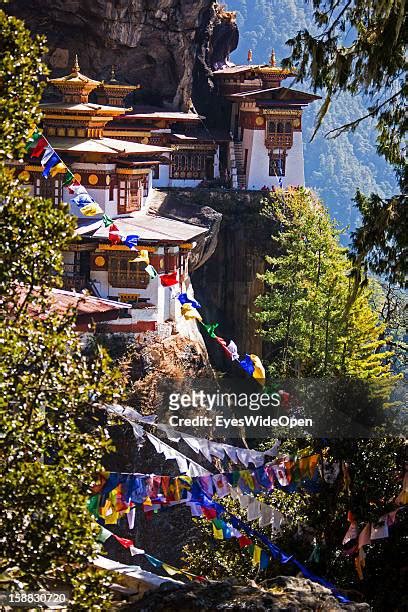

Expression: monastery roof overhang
xmin=230 ymin=87 xmax=321 ymax=104
xmin=48 ymin=137 xmax=171 ymax=156
xmin=212 ymin=64 xmax=295 ymax=79
xmin=76 ymin=211 xmax=207 ymax=244
xmin=40 ymin=102 xmax=128 ymax=117
xmin=13 ymin=285 xmax=130 ymax=323
xmin=121 ymin=111 xmax=204 ymax=123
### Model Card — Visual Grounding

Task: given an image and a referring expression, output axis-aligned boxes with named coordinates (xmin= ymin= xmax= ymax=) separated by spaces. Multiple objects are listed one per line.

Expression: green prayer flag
xmin=96 ymin=526 xmax=112 ymax=544
xmin=102 ymin=213 xmax=114 ymax=227
xmin=25 ymin=130 xmax=41 ymax=151
xmin=87 ymin=495 xmax=100 ymax=518
xmin=62 ymin=170 xmax=75 ymax=186
xmin=201 ymin=322 xmax=219 ymax=338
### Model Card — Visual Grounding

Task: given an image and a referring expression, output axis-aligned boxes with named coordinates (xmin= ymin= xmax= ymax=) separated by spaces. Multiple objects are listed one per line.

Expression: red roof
xmin=13 ymin=285 xmax=131 ymax=327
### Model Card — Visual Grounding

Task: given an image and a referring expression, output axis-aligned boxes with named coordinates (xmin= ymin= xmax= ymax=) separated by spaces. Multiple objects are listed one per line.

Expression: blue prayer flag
xmin=123 ymin=234 xmax=139 ymax=249
xmin=177 ymin=292 xmax=202 ymax=309
xmin=42 ymin=152 xmax=60 ymax=178
xmin=239 ymin=354 xmax=255 ymax=376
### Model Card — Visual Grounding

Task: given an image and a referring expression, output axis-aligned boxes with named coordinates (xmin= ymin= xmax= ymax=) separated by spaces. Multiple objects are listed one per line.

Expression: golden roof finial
xmin=247 ymin=49 xmax=253 ymax=63
xmin=72 ymin=54 xmax=80 ymax=74
xmin=270 ymin=49 xmax=276 ymax=67
xmin=111 ymin=65 xmax=116 ymax=81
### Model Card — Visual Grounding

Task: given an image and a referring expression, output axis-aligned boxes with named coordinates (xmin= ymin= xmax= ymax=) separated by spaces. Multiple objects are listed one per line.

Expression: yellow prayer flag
xmin=181 ymin=303 xmax=202 ymax=322
xmin=129 ymin=249 xmax=150 ymax=264
xmin=80 ymin=202 xmax=103 ymax=216
xmin=252 ymin=544 xmax=262 ymax=567
xmin=162 ymin=564 xmax=180 ymax=576
xmin=49 ymin=162 xmax=67 ymax=177
xmin=212 ymin=523 xmax=224 ymax=540
xmin=250 ymin=354 xmax=265 ymax=384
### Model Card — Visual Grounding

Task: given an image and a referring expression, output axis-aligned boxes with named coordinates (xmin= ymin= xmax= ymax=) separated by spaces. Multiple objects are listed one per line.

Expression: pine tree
xmin=0 ymin=10 xmax=118 ymax=605
xmin=254 ymin=188 xmax=394 ymax=386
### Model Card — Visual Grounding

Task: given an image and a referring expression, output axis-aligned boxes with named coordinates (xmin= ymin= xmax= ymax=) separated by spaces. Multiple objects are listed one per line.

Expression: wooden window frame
xmin=170 ymin=152 xmax=208 ymax=179
xmin=34 ymin=175 xmax=62 ymax=205
xmin=118 ymin=178 xmax=142 ymax=214
xmin=108 ymin=252 xmax=149 ymax=289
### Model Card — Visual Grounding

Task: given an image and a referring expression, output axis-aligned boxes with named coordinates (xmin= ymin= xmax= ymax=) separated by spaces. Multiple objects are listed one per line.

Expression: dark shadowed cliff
xmin=6 ymin=0 xmax=238 ymax=110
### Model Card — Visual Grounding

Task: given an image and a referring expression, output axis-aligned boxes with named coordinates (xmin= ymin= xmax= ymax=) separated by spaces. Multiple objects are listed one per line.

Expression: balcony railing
xmin=265 ymin=133 xmax=293 ymax=149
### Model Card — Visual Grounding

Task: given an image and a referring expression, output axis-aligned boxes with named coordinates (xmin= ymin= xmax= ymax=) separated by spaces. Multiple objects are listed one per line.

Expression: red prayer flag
xmin=160 ymin=272 xmax=178 ymax=287
xmin=238 ymin=535 xmax=253 ymax=548
xmin=109 ymin=223 xmax=121 ymax=244
xmin=214 ymin=335 xmax=233 ymax=359
xmin=113 ymin=535 xmax=134 ymax=548
xmin=202 ymin=507 xmax=217 ymax=520
xmin=30 ymin=136 xmax=47 ymax=158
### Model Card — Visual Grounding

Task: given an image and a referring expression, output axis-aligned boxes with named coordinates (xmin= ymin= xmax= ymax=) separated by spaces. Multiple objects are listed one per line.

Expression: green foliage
xmin=0 ymin=7 xmax=48 ymax=161
xmin=280 ymin=0 xmax=407 ymax=286
xmin=0 ymin=10 xmax=119 ymax=607
xmin=254 ymin=188 xmax=395 ymax=385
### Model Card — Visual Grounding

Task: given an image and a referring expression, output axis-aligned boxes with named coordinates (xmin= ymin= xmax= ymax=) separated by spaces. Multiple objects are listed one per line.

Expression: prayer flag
xmin=87 ymin=495 xmax=100 ymax=518
xmin=102 ymin=213 xmax=113 ymax=227
xmin=62 ymin=170 xmax=75 ymax=186
xmin=250 ymin=354 xmax=265 ymax=383
xmin=30 ymin=136 xmax=48 ymax=158
xmin=42 ymin=152 xmax=61 ymax=178
xmin=113 ymin=534 xmax=134 ymax=549
xmin=162 ymin=564 xmax=180 ymax=576
xmin=80 ymin=202 xmax=103 ymax=216
xmin=40 ymin=145 xmax=55 ymax=166
xmin=181 ymin=303 xmax=202 ymax=322
xmin=201 ymin=322 xmax=219 ymax=338
xmin=68 ymin=180 xmax=81 ymax=194
xmin=122 ymin=236 xmax=140 ymax=251
xmin=212 ymin=522 xmax=224 ymax=540
xmin=145 ymin=554 xmax=162 ymax=569
xmin=129 ymin=545 xmax=145 ymax=556
xmin=49 ymin=162 xmax=67 ymax=178
xmin=239 ymin=354 xmax=255 ymax=376
xmin=109 ymin=224 xmax=121 ymax=244
xmin=226 ymin=340 xmax=239 ymax=361
xmin=70 ymin=193 xmax=95 ymax=208
xmin=160 ymin=272 xmax=178 ymax=287
xmin=252 ymin=544 xmax=262 ymax=566
xmin=238 ymin=535 xmax=252 ymax=548
xmin=129 ymin=248 xmax=149 ymax=263
xmin=260 ymin=550 xmax=270 ymax=569
xmin=145 ymin=264 xmax=158 ymax=279
xmin=177 ymin=292 xmax=201 ymax=309
xmin=26 ymin=131 xmax=42 ymax=151
xmin=97 ymin=526 xmax=113 ymax=543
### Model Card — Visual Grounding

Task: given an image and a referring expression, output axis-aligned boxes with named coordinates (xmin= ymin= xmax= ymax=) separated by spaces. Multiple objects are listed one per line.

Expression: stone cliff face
xmin=161 ymin=189 xmax=278 ymax=359
xmin=7 ymin=0 xmax=238 ymax=111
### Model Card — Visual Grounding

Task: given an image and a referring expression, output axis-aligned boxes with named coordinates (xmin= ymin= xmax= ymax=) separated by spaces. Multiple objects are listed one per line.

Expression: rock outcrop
xmin=120 ymin=576 xmax=369 ymax=611
xmin=6 ymin=0 xmax=238 ymax=111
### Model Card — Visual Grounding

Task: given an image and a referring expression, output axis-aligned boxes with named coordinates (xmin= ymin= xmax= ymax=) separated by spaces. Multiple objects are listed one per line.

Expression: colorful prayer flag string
xmin=26 ymin=130 xmax=103 ymax=217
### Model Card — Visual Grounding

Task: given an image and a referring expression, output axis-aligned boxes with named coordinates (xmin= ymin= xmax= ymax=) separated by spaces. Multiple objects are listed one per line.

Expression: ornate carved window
xmin=265 ymin=119 xmax=293 ymax=148
xmin=118 ymin=178 xmax=142 ymax=214
xmin=108 ymin=253 xmax=149 ymax=289
xmin=269 ymin=153 xmax=286 ymax=177
xmin=170 ymin=152 xmax=207 ymax=179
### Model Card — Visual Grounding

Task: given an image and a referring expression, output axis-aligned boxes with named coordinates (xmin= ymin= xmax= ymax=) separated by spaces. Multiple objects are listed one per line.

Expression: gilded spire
xmin=247 ymin=49 xmax=253 ymax=63
xmin=270 ymin=49 xmax=276 ymax=67
xmin=72 ymin=54 xmax=80 ymax=74
xmin=111 ymin=65 xmax=116 ymax=81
